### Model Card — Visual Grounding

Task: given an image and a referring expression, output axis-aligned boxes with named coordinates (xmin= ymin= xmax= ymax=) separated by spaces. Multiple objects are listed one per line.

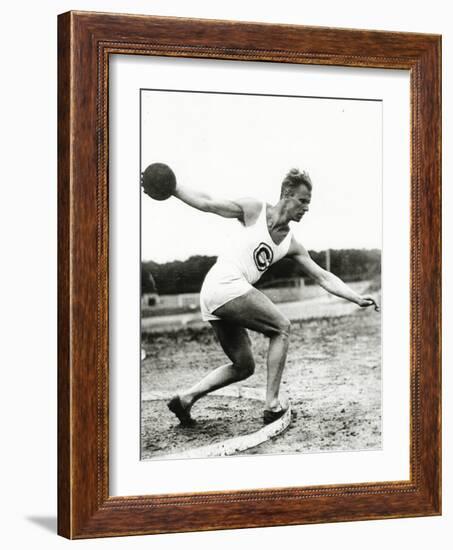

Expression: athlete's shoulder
xmin=233 ymin=197 xmax=263 ymax=225
xmin=286 ymin=234 xmax=307 ymax=257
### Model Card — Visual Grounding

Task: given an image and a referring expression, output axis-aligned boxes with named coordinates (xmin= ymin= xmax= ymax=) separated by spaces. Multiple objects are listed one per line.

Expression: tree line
xmin=142 ymin=249 xmax=381 ymax=295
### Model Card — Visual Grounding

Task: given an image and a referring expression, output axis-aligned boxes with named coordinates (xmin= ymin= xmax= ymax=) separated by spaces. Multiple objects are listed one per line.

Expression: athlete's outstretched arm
xmin=173 ymin=184 xmax=241 ymax=218
xmin=174 ymin=184 xmax=258 ymax=221
xmin=287 ymin=237 xmax=380 ymax=310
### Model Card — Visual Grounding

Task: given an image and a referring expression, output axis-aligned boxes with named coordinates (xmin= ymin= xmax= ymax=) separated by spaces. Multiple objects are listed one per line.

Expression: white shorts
xmin=200 ymin=262 xmax=253 ymax=321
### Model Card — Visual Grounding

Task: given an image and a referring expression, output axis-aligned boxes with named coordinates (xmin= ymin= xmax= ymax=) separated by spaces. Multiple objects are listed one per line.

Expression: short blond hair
xmin=280 ymin=169 xmax=312 ymax=199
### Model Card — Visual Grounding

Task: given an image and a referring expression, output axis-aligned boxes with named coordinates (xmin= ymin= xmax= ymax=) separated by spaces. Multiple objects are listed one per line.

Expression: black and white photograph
xmin=140 ymin=88 xmax=382 ymax=460
xmin=2 ymin=0 xmax=446 ymax=546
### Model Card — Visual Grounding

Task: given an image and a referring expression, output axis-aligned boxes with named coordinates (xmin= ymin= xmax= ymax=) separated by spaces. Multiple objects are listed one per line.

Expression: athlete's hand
xmin=357 ymin=294 xmax=380 ymax=312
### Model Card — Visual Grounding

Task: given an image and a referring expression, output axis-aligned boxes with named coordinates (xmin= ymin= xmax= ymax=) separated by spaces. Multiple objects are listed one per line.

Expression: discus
xmin=141 ymin=163 xmax=177 ymax=200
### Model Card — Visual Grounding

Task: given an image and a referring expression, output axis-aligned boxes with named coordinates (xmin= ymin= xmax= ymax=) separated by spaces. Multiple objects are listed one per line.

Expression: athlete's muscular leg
xmin=213 ymin=288 xmax=291 ymax=411
xmin=179 ymin=321 xmax=255 ymax=411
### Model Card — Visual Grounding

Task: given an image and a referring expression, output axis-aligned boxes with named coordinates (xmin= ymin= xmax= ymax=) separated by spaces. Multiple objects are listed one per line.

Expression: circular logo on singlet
xmin=253 ymin=242 xmax=274 ymax=271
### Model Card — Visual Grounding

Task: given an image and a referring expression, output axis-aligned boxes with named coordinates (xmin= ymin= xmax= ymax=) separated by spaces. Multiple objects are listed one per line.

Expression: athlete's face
xmin=286 ymin=185 xmax=311 ymax=222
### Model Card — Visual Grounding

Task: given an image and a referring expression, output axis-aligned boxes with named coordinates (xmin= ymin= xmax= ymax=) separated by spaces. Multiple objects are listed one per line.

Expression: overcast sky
xmin=141 ymin=89 xmax=382 ymax=263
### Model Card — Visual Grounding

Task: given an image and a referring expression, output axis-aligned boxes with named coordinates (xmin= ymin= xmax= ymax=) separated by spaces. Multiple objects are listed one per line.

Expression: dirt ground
xmin=141 ymin=308 xmax=381 ymax=460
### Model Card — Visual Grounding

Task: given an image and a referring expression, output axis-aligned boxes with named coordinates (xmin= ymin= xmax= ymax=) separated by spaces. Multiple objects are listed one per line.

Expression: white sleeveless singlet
xmin=200 ymin=202 xmax=292 ymax=321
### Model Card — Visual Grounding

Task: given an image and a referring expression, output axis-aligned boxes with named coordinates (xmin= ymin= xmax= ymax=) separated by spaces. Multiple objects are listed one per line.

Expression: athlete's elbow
xmin=198 ymin=198 xmax=216 ymax=213
xmin=314 ymin=270 xmax=331 ymax=287
xmin=202 ymin=200 xmax=234 ymax=218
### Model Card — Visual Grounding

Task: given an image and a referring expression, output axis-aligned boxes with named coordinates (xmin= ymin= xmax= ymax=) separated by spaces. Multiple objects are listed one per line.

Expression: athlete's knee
xmin=235 ymin=354 xmax=255 ymax=380
xmin=273 ymin=317 xmax=291 ymax=339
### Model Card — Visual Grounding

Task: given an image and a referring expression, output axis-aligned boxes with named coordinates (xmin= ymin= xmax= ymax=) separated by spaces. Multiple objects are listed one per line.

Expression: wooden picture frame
xmin=58 ymin=11 xmax=441 ymax=539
